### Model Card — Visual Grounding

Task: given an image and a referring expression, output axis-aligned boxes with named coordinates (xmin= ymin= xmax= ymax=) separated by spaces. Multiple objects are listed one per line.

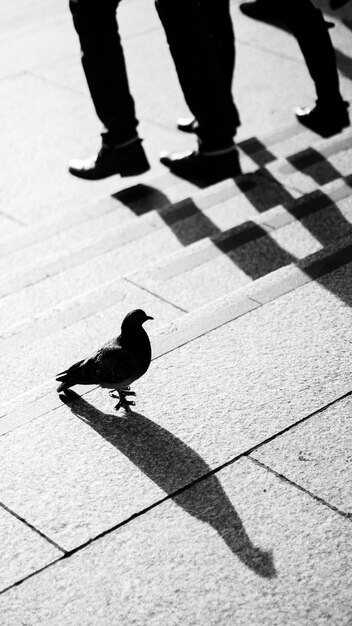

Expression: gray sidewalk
xmin=1 ymin=1 xmax=352 ymax=624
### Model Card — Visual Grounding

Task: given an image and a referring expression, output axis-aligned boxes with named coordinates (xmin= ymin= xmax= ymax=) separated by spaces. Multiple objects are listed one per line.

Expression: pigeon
xmin=56 ymin=309 xmax=153 ymax=411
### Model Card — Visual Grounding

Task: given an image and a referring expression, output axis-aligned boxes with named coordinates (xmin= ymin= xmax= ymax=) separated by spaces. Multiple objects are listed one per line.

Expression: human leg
xmin=287 ymin=0 xmax=349 ymax=135
xmin=201 ymin=0 xmax=236 ymax=97
xmin=156 ymin=0 xmax=241 ymax=178
xmin=69 ymin=0 xmax=139 ymax=143
xmin=68 ymin=0 xmax=149 ymax=178
xmin=178 ymin=0 xmax=237 ymax=135
xmin=156 ymin=0 xmax=239 ymax=150
xmin=287 ymin=0 xmax=342 ymax=106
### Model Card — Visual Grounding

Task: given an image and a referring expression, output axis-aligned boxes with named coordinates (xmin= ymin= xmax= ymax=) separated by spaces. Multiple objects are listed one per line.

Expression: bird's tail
xmin=56 ymin=380 xmax=68 ymax=392
xmin=56 ymin=371 xmax=71 ymax=392
xmin=56 ymin=358 xmax=85 ymax=392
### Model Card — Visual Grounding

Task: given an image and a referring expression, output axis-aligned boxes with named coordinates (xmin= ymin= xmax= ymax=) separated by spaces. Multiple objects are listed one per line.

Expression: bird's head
xmin=121 ymin=309 xmax=154 ymax=332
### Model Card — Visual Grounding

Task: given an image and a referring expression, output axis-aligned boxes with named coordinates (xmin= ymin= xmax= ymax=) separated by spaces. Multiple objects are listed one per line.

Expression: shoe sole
xmin=296 ymin=116 xmax=350 ymax=138
xmin=68 ymin=161 xmax=150 ymax=181
xmin=119 ymin=161 xmax=150 ymax=177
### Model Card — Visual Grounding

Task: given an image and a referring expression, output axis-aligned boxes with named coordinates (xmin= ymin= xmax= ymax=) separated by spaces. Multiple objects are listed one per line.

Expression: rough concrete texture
xmin=0 ymin=172 xmax=294 ymax=275
xmin=252 ymin=394 xmax=352 ymax=516
xmin=0 ymin=459 xmax=351 ymax=625
xmin=0 ymin=288 xmax=258 ymax=435
xmin=128 ymin=217 xmax=325 ymax=310
xmin=0 ymin=281 xmax=182 ymax=402
xmin=0 ymin=505 xmax=61 ymax=593
xmin=0 ymin=217 xmax=188 ymax=299
xmin=0 ymin=225 xmax=187 ymax=328
xmin=0 ymin=214 xmax=24 ymax=241
xmin=1 ymin=262 xmax=352 ymax=550
xmin=1 ymin=0 xmax=352 ymax=621
xmin=0 ymin=171 xmax=336 ymax=328
xmin=0 ymin=72 xmax=192 ymax=226
xmin=0 ymin=276 xmax=183 ymax=354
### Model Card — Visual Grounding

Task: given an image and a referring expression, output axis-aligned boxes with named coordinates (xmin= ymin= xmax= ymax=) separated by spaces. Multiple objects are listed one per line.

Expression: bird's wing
xmin=56 ymin=358 xmax=85 ymax=380
xmin=56 ymin=340 xmax=137 ymax=387
xmin=93 ymin=343 xmax=137 ymax=384
xmin=56 ymin=355 xmax=97 ymax=386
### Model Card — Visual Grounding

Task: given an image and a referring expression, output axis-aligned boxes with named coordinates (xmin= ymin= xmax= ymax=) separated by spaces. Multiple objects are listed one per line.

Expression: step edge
xmin=1 ymin=176 xmax=351 ymax=301
xmin=1 ymin=232 xmax=352 ymax=434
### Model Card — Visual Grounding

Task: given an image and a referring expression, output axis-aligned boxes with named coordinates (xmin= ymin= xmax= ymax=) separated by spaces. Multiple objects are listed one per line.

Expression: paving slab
xmin=0 ymin=222 xmax=190 ymax=330
xmin=128 ymin=218 xmax=324 ymax=310
xmin=0 ymin=0 xmax=66 ymax=35
xmin=251 ymin=394 xmax=352 ymax=517
xmin=0 ymin=213 xmax=25 ymax=241
xmin=0 ymin=14 xmax=76 ymax=80
xmin=1 ymin=261 xmax=352 ymax=549
xmin=0 ymin=505 xmax=62 ymax=593
xmin=2 ymin=234 xmax=352 ymax=425
xmin=0 ymin=459 xmax=351 ymax=625
xmin=0 ymin=288 xmax=259 ymax=431
xmin=0 ymin=407 xmax=165 ymax=551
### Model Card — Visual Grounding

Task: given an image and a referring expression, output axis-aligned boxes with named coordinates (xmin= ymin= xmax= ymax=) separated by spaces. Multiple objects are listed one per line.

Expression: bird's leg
xmin=114 ymin=387 xmax=136 ymax=412
xmin=109 ymin=386 xmax=134 ymax=399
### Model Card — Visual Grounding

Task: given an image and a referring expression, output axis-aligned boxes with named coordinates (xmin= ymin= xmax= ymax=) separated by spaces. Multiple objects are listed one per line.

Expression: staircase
xmin=1 ymin=121 xmax=351 ymax=414
xmin=1 ymin=118 xmax=352 ymax=622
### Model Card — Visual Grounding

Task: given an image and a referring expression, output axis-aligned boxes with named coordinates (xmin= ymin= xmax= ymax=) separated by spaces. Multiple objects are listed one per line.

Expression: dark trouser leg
xmin=286 ymin=0 xmax=343 ymax=105
xmin=201 ymin=0 xmax=236 ymax=97
xmin=155 ymin=0 xmax=239 ymax=149
xmin=69 ymin=0 xmax=139 ymax=144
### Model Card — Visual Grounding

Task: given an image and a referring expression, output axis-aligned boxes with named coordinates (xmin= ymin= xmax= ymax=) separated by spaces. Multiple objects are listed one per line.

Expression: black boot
xmin=295 ymin=100 xmax=350 ymax=137
xmin=160 ymin=146 xmax=242 ymax=181
xmin=69 ymin=139 xmax=150 ymax=180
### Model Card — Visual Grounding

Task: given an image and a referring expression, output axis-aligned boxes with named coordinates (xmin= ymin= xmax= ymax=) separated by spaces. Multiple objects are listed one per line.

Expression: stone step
xmin=1 ymin=121 xmax=350 ymax=258
xmin=0 ymin=241 xmax=351 ymax=606
xmin=0 ymin=170 xmax=207 ymax=251
xmin=0 ymin=173 xmax=277 ymax=275
xmin=1 ymin=232 xmax=352 ymax=415
xmin=107 ymin=184 xmax=352 ymax=311
xmin=0 ymin=163 xmax=306 ymax=296
xmin=1 ymin=121 xmax=350 ymax=291
xmin=0 ymin=178 xmax=351 ymax=334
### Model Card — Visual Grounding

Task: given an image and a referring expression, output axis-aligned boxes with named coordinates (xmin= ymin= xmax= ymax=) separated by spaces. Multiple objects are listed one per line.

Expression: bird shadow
xmin=64 ymin=391 xmax=276 ymax=579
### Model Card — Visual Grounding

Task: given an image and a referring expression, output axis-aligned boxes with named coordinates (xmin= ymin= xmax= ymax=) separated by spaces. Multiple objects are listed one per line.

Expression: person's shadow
xmin=64 ymin=392 xmax=276 ymax=579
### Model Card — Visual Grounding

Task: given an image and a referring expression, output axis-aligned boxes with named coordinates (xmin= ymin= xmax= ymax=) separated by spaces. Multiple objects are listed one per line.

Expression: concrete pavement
xmin=1 ymin=0 xmax=352 ymax=624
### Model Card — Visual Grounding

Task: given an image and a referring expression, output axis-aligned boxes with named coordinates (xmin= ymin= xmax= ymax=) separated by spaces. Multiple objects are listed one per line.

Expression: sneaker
xmin=68 ymin=139 xmax=150 ymax=180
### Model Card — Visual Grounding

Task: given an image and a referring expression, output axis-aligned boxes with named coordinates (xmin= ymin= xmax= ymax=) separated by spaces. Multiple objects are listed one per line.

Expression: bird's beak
xmin=146 ymin=316 xmax=154 ymax=321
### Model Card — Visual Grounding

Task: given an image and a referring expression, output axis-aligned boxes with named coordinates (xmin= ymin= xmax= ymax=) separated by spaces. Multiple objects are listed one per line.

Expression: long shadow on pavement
xmin=66 ymin=392 xmax=276 ymax=580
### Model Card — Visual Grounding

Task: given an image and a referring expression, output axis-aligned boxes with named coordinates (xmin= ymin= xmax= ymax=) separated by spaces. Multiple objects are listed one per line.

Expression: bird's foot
xmin=109 ymin=386 xmax=133 ymax=398
xmin=113 ymin=388 xmax=136 ymax=412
